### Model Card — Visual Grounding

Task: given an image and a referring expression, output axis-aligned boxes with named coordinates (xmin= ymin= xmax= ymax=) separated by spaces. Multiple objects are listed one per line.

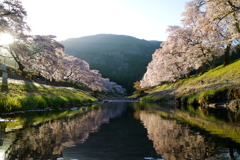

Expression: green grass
xmin=169 ymin=59 xmax=239 ymax=88
xmin=140 ymin=59 xmax=240 ymax=105
xmin=186 ymin=60 xmax=239 ymax=86
xmin=0 ymin=83 xmax=98 ymax=113
xmin=185 ymin=88 xmax=224 ymax=105
xmin=140 ymin=96 xmax=156 ymax=102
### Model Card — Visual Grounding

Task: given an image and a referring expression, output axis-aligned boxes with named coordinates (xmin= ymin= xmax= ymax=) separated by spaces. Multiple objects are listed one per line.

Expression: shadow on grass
xmin=0 ymin=80 xmax=97 ymax=113
xmin=23 ymin=81 xmax=47 ymax=93
xmin=142 ymin=88 xmax=177 ymax=102
xmin=1 ymin=83 xmax=8 ymax=92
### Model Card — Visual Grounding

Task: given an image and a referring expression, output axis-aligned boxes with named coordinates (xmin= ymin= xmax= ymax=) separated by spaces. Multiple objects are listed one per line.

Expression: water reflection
xmin=0 ymin=103 xmax=126 ymax=160
xmin=62 ymin=103 xmax=159 ymax=160
xmin=0 ymin=102 xmax=239 ymax=160
xmin=140 ymin=103 xmax=240 ymax=143
xmin=139 ymin=104 xmax=240 ymax=160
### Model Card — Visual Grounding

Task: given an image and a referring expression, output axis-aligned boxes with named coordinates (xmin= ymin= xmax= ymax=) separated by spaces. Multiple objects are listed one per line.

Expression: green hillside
xmin=138 ymin=59 xmax=240 ymax=110
xmin=60 ymin=34 xmax=162 ymax=93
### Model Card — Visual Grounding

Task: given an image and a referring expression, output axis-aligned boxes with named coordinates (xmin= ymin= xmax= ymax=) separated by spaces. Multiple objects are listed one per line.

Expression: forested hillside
xmin=60 ymin=34 xmax=162 ymax=93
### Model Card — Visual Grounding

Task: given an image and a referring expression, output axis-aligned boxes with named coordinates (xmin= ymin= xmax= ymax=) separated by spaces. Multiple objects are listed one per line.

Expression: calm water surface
xmin=0 ymin=102 xmax=239 ymax=160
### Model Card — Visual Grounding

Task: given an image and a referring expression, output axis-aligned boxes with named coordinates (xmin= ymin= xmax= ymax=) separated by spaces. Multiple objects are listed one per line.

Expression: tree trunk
xmin=199 ymin=64 xmax=206 ymax=74
xmin=8 ymin=46 xmax=25 ymax=71
xmin=206 ymin=60 xmax=214 ymax=70
xmin=16 ymin=60 xmax=25 ymax=71
xmin=232 ymin=11 xmax=240 ymax=34
xmin=223 ymin=43 xmax=232 ymax=66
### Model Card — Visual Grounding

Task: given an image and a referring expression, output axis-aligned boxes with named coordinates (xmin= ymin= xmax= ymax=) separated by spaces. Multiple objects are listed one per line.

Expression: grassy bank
xmin=138 ymin=59 xmax=240 ymax=109
xmin=0 ymin=82 xmax=98 ymax=113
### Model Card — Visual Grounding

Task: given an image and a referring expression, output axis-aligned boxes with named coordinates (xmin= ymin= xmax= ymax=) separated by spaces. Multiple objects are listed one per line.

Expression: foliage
xmin=60 ymin=34 xmax=162 ymax=93
xmin=140 ymin=0 xmax=240 ymax=88
xmin=186 ymin=88 xmax=225 ymax=105
xmin=9 ymin=35 xmax=124 ymax=93
xmin=140 ymin=96 xmax=156 ymax=102
xmin=133 ymin=81 xmax=141 ymax=90
xmin=0 ymin=0 xmax=30 ymax=45
xmin=133 ymin=90 xmax=145 ymax=95
xmin=0 ymin=1 xmax=124 ymax=94
xmin=140 ymin=59 xmax=240 ymax=104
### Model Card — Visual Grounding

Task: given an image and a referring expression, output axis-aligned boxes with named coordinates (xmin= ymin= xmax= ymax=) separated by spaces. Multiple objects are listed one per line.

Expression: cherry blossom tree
xmin=140 ymin=0 xmax=240 ymax=88
xmin=61 ymin=55 xmax=123 ymax=93
xmin=182 ymin=0 xmax=240 ymax=65
xmin=206 ymin=0 xmax=240 ymax=37
xmin=0 ymin=0 xmax=31 ymax=70
xmin=207 ymin=0 xmax=240 ymax=65
xmin=0 ymin=1 xmax=124 ymax=94
xmin=0 ymin=0 xmax=30 ymax=45
xmin=140 ymin=25 xmax=218 ymax=88
xmin=7 ymin=35 xmax=64 ymax=72
xmin=18 ymin=36 xmax=124 ymax=93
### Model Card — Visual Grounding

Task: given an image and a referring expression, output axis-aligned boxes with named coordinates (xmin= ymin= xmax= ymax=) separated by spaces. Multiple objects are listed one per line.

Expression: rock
xmin=71 ymin=107 xmax=79 ymax=111
xmin=227 ymin=100 xmax=239 ymax=112
xmin=208 ymin=103 xmax=216 ymax=108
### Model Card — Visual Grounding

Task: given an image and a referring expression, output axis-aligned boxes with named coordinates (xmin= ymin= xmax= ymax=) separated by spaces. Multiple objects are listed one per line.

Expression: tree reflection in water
xmin=1 ymin=102 xmax=240 ymax=160
xmin=2 ymin=103 xmax=126 ymax=160
xmin=140 ymin=111 xmax=240 ymax=160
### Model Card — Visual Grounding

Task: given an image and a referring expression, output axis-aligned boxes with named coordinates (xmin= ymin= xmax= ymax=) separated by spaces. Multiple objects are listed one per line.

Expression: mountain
xmin=60 ymin=34 xmax=162 ymax=93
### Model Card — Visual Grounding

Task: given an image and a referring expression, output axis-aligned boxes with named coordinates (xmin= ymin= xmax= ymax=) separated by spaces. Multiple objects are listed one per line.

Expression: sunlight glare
xmin=0 ymin=152 xmax=4 ymax=160
xmin=0 ymin=33 xmax=14 ymax=45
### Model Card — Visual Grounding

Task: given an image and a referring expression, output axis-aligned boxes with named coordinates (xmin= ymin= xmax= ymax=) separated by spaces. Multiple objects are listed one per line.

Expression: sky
xmin=20 ymin=0 xmax=190 ymax=41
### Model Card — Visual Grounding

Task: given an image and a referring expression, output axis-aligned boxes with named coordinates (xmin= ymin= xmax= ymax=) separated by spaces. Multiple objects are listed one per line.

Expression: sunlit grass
xmin=169 ymin=59 xmax=239 ymax=88
xmin=140 ymin=94 xmax=157 ymax=102
xmin=0 ymin=83 xmax=98 ymax=113
xmin=141 ymin=59 xmax=240 ymax=104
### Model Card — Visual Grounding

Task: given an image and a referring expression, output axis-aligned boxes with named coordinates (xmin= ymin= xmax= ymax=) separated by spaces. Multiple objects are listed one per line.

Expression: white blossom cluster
xmin=0 ymin=0 xmax=124 ymax=94
xmin=140 ymin=0 xmax=240 ymax=88
xmin=20 ymin=36 xmax=124 ymax=94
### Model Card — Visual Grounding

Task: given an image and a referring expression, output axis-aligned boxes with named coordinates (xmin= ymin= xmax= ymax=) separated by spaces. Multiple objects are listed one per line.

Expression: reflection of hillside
xmin=140 ymin=111 xmax=240 ymax=160
xmin=3 ymin=103 xmax=126 ymax=160
xmin=62 ymin=104 xmax=159 ymax=160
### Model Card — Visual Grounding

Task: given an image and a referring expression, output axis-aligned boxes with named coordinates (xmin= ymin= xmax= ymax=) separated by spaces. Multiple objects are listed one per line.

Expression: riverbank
xmin=135 ymin=59 xmax=240 ymax=112
xmin=0 ymin=82 xmax=99 ymax=113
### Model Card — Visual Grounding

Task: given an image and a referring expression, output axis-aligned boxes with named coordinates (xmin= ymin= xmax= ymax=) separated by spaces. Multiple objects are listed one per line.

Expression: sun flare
xmin=0 ymin=33 xmax=14 ymax=45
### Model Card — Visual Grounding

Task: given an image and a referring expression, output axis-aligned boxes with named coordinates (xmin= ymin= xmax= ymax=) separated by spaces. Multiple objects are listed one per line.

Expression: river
xmin=0 ymin=102 xmax=239 ymax=160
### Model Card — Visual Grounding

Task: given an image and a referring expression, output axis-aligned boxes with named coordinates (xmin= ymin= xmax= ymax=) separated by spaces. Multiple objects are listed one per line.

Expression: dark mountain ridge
xmin=60 ymin=34 xmax=162 ymax=93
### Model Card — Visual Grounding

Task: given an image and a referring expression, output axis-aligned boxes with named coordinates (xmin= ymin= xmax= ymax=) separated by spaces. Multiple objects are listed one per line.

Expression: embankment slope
xmin=140 ymin=59 xmax=240 ymax=111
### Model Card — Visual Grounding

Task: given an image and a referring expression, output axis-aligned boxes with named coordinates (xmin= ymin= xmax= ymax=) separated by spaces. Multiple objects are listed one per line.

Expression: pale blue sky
xmin=21 ymin=0 xmax=190 ymax=41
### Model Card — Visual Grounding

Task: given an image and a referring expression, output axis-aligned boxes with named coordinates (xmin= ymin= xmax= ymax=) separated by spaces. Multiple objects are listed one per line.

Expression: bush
xmin=133 ymin=90 xmax=145 ymax=94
